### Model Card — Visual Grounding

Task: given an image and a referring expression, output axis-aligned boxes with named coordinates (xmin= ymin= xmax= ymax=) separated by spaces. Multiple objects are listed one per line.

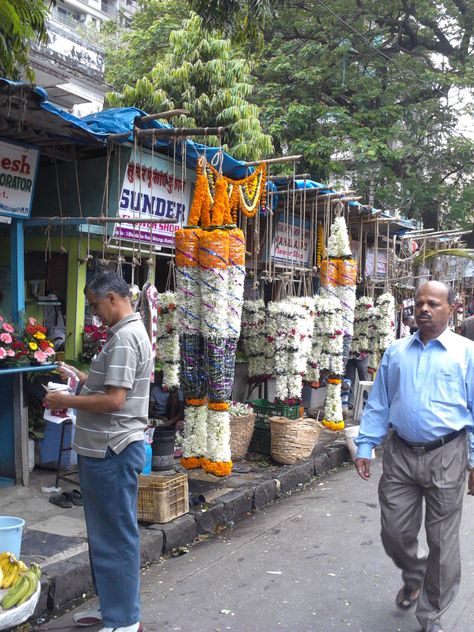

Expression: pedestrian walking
xmin=44 ymin=272 xmax=153 ymax=632
xmin=354 ymin=280 xmax=474 ymax=632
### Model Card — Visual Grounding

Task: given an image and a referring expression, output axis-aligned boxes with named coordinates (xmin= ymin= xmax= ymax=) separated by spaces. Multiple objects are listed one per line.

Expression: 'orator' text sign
xmin=0 ymin=139 xmax=40 ymax=219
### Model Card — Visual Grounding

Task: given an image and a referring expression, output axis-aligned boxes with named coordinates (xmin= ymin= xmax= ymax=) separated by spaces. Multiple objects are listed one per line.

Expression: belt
xmin=395 ymin=429 xmax=465 ymax=454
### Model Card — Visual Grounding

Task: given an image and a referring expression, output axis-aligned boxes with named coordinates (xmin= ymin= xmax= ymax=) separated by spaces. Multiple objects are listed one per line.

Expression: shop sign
xmin=0 ymin=140 xmax=39 ymax=219
xmin=365 ymin=248 xmax=388 ymax=277
xmin=270 ymin=212 xmax=311 ymax=267
xmin=114 ymin=151 xmax=194 ymax=248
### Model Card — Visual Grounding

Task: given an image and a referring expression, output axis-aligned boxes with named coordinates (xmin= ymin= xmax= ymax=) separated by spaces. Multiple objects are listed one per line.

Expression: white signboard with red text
xmin=270 ymin=212 xmax=311 ymax=267
xmin=0 ymin=140 xmax=39 ymax=218
xmin=114 ymin=151 xmax=194 ymax=248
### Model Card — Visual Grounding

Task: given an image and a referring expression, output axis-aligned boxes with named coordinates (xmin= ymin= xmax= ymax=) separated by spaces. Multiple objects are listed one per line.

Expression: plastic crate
xmin=247 ymin=399 xmax=300 ymax=455
xmin=137 ymin=472 xmax=189 ymax=524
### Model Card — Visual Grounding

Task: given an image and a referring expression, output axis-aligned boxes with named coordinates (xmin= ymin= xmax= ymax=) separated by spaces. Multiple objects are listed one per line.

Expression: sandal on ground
xmin=49 ymin=491 xmax=73 ymax=508
xmin=396 ymin=585 xmax=420 ymax=609
xmin=70 ymin=489 xmax=83 ymax=506
xmin=73 ymin=606 xmax=102 ymax=626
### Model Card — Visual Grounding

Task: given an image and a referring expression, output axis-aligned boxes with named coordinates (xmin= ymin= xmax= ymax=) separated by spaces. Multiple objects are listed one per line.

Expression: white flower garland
xmin=206 ymin=409 xmax=231 ymax=462
xmin=241 ymin=300 xmax=267 ymax=379
xmin=307 ymin=296 xmax=344 ymax=377
xmin=350 ymin=296 xmax=374 ymax=357
xmin=364 ymin=293 xmax=395 ymax=370
xmin=327 ymin=215 xmax=352 ymax=258
xmin=156 ymin=291 xmax=180 ymax=390
xmin=176 ymin=266 xmax=201 ymax=335
xmin=227 ymin=266 xmax=245 ymax=340
xmin=182 ymin=404 xmax=208 ymax=458
xmin=267 ymin=297 xmax=314 ymax=401
xmin=200 ymin=268 xmax=229 ymax=338
xmin=323 ymin=381 xmax=343 ymax=428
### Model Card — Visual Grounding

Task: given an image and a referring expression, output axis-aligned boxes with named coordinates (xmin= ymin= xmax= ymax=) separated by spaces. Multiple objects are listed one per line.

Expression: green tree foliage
xmin=193 ymin=0 xmax=474 ymax=228
xmin=105 ymin=12 xmax=273 ymax=160
xmin=102 ymin=0 xmax=190 ymax=91
xmin=0 ymin=0 xmax=50 ymax=80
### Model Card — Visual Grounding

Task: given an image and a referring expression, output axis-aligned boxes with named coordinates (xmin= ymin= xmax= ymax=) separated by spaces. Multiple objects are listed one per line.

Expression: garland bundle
xmin=266 ymin=297 xmax=315 ymax=404
xmin=156 ymin=291 xmax=180 ymax=390
xmin=241 ymin=300 xmax=268 ymax=381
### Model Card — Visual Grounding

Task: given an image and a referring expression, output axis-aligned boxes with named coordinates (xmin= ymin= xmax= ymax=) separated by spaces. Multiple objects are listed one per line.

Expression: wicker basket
xmin=270 ymin=416 xmax=322 ymax=465
xmin=230 ymin=413 xmax=255 ymax=460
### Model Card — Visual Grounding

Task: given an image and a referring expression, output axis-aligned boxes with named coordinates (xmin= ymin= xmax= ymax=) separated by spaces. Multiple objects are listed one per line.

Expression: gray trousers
xmin=378 ymin=432 xmax=467 ymax=631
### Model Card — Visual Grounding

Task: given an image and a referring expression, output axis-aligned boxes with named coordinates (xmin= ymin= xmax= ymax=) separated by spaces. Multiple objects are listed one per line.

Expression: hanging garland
xmin=241 ymin=300 xmax=268 ymax=382
xmin=156 ymin=291 xmax=180 ymax=390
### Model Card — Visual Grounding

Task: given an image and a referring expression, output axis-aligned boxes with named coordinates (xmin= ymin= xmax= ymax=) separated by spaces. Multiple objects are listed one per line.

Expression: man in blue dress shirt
xmin=354 ymin=281 xmax=474 ymax=632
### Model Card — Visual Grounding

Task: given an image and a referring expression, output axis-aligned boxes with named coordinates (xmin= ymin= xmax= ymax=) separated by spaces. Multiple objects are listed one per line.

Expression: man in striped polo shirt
xmin=44 ymin=272 xmax=153 ymax=632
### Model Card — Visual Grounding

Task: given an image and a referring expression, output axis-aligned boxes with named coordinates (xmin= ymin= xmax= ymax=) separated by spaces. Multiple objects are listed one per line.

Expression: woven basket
xmin=270 ymin=416 xmax=322 ymax=465
xmin=230 ymin=413 xmax=255 ymax=460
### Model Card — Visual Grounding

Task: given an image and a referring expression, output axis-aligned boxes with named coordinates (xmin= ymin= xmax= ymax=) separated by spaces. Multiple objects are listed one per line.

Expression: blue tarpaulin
xmin=0 ymin=79 xmax=250 ymax=179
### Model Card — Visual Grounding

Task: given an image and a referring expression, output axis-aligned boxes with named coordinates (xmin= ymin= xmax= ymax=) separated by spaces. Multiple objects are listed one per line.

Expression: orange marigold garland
xmin=188 ymin=159 xmax=212 ymax=228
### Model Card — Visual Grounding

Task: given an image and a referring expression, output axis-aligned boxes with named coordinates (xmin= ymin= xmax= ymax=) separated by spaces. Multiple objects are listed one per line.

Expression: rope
xmin=74 ymin=151 xmax=83 ymax=217
xmin=54 ymin=160 xmax=67 ymax=254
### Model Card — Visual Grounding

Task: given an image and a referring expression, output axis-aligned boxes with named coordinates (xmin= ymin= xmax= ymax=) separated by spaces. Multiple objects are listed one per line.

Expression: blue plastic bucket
xmin=0 ymin=516 xmax=25 ymax=558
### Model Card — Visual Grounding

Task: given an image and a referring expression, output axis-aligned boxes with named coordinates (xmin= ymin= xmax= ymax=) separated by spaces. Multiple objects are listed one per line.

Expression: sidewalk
xmin=1 ymin=428 xmax=350 ymax=628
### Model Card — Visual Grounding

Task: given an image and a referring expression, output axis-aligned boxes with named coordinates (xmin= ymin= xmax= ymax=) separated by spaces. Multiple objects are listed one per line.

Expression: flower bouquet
xmin=80 ymin=323 xmax=108 ymax=362
xmin=21 ymin=318 xmax=56 ymax=365
xmin=0 ymin=315 xmax=17 ymax=364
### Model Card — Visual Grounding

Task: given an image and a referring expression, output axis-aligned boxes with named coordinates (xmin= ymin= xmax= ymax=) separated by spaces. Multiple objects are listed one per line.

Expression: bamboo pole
xmin=138 ymin=109 xmax=190 ymax=123
xmin=243 ymin=154 xmax=302 ymax=167
xmin=135 ymin=126 xmax=227 ymax=138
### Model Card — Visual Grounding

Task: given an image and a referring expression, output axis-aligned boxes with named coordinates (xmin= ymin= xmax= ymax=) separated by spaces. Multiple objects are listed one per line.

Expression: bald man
xmin=354 ymin=282 xmax=474 ymax=632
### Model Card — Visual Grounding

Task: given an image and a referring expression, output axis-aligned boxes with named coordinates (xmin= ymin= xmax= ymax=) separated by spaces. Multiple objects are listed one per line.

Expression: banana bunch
xmin=1 ymin=562 xmax=41 ymax=610
xmin=0 ymin=552 xmax=28 ymax=589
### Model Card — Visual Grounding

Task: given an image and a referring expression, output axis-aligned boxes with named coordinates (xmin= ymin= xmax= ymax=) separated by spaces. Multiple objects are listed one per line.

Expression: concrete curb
xmin=35 ymin=442 xmax=350 ymax=621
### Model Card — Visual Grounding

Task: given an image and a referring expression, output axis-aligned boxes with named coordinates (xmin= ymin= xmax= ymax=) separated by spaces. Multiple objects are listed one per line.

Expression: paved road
xmin=36 ymin=459 xmax=474 ymax=632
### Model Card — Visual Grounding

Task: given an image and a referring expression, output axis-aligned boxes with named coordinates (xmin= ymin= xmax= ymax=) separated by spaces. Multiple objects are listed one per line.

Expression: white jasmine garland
xmin=227 ymin=266 xmax=245 ymax=339
xmin=200 ymin=268 xmax=229 ymax=338
xmin=182 ymin=405 xmax=208 ymax=458
xmin=229 ymin=401 xmax=253 ymax=416
xmin=206 ymin=409 xmax=231 ymax=462
xmin=241 ymin=300 xmax=267 ymax=379
xmin=327 ymin=215 xmax=352 ymax=258
xmin=176 ymin=266 xmax=201 ymax=335
xmin=324 ymin=381 xmax=343 ymax=423
xmin=156 ymin=291 xmax=180 ymax=390
xmin=350 ymin=297 xmax=374 ymax=357
xmin=267 ymin=297 xmax=314 ymax=401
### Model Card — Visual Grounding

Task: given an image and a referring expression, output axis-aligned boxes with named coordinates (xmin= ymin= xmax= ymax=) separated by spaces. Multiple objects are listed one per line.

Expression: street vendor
xmin=43 ymin=271 xmax=152 ymax=632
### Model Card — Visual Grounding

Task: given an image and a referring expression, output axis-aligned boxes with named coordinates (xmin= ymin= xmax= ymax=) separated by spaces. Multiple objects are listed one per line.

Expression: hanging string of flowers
xmin=266 ymin=297 xmax=315 ymax=404
xmin=156 ymin=292 xmax=180 ymax=390
xmin=241 ymin=299 xmax=268 ymax=382
xmin=349 ymin=297 xmax=374 ymax=359
xmin=206 ymin=163 xmax=267 ymax=223
xmin=175 ymin=228 xmax=207 ymax=469
xmin=366 ymin=292 xmax=395 ymax=372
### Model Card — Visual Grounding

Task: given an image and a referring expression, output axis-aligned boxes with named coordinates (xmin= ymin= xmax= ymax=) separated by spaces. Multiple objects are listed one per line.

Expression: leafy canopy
xmin=193 ymin=0 xmax=474 ymax=228
xmin=0 ymin=0 xmax=50 ymax=80
xmin=105 ymin=10 xmax=273 ymax=160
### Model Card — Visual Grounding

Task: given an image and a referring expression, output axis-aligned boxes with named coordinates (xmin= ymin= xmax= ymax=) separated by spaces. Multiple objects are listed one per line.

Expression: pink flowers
xmin=0 ymin=333 xmax=12 ymax=344
xmin=2 ymin=322 xmax=14 ymax=333
xmin=33 ymin=350 xmax=47 ymax=364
